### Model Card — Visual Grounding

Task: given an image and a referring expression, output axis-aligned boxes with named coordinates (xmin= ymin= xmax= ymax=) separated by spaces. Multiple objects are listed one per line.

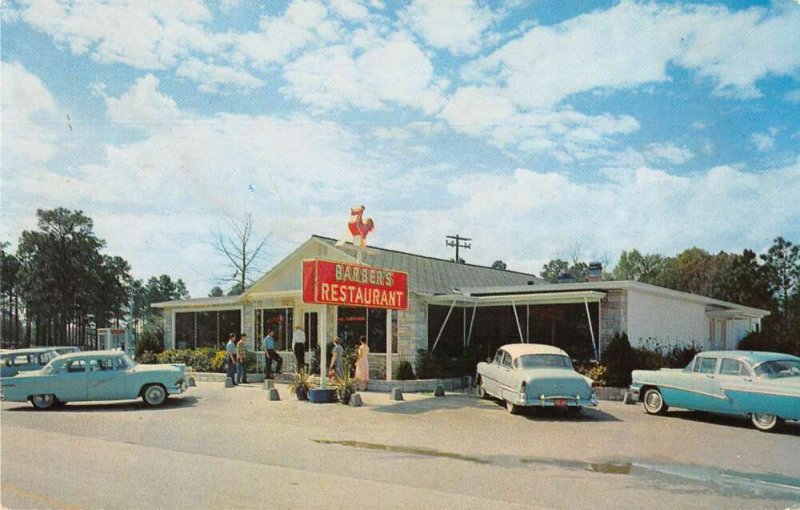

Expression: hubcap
xmin=645 ymin=391 xmax=661 ymax=411
xmin=146 ymin=387 xmax=164 ymax=404
xmin=753 ymin=414 xmax=776 ymax=428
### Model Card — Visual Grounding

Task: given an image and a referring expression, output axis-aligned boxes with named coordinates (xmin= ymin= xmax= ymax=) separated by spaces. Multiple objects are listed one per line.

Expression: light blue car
xmin=630 ymin=351 xmax=800 ymax=432
xmin=0 ymin=350 xmax=187 ymax=409
xmin=476 ymin=343 xmax=597 ymax=415
xmin=1 ymin=348 xmax=60 ymax=377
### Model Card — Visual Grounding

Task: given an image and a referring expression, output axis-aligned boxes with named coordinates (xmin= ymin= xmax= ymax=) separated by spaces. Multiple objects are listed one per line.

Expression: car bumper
xmin=167 ymin=382 xmax=188 ymax=395
xmin=518 ymin=395 xmax=598 ymax=408
xmin=629 ymin=384 xmax=641 ymax=400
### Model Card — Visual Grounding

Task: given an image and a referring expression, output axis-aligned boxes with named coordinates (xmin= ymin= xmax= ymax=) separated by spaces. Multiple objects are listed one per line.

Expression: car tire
xmin=31 ymin=394 xmax=56 ymax=410
xmin=642 ymin=388 xmax=668 ymax=415
xmin=142 ymin=384 xmax=167 ymax=406
xmin=505 ymin=400 xmax=520 ymax=415
xmin=476 ymin=377 xmax=489 ymax=399
xmin=750 ymin=413 xmax=783 ymax=432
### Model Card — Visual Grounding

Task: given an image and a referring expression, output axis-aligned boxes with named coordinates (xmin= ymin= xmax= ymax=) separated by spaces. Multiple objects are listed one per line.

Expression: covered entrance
xmin=426 ymin=290 xmax=605 ymax=363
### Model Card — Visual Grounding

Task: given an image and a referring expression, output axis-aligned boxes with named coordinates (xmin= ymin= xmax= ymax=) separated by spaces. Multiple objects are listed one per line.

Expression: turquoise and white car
xmin=631 ymin=351 xmax=800 ymax=432
xmin=1 ymin=348 xmax=60 ymax=377
xmin=476 ymin=344 xmax=597 ymax=415
xmin=0 ymin=350 xmax=188 ymax=409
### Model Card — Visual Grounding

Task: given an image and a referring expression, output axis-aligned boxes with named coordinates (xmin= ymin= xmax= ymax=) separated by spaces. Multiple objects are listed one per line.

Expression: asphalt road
xmin=2 ymin=382 xmax=799 ymax=510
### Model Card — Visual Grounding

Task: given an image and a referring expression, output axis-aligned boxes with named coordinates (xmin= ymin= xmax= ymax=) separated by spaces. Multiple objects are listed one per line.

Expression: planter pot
xmin=295 ymin=387 xmax=309 ymax=401
xmin=309 ymin=388 xmax=337 ymax=403
xmin=338 ymin=388 xmax=353 ymax=404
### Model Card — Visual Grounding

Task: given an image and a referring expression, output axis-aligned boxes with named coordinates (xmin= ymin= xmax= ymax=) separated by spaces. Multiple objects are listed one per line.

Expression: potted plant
xmin=331 ymin=366 xmax=357 ymax=404
xmin=288 ymin=370 xmax=312 ymax=400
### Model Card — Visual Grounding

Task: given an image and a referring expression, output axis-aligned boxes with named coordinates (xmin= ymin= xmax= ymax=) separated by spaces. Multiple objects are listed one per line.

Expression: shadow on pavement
xmin=3 ymin=395 xmax=199 ymax=413
xmin=369 ymin=393 xmax=506 ymax=415
xmin=663 ymin=409 xmax=800 ymax=436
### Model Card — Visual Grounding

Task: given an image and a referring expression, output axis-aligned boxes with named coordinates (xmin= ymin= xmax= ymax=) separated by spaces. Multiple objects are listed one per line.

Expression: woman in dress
xmin=354 ymin=336 xmax=369 ymax=390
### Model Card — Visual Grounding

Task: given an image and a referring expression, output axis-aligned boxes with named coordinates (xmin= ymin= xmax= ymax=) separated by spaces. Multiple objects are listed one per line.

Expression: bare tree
xmin=214 ymin=213 xmax=270 ymax=295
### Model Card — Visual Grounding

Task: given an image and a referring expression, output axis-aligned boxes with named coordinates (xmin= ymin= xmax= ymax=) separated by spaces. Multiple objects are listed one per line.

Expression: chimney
xmin=587 ymin=262 xmax=603 ymax=282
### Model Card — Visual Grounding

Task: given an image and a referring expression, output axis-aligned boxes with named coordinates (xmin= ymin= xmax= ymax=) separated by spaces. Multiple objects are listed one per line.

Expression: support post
xmin=584 ymin=297 xmax=598 ymax=361
xmin=597 ymin=300 xmax=602 ymax=362
xmin=466 ymin=303 xmax=477 ymax=347
xmin=512 ymin=300 xmax=524 ymax=343
xmin=431 ymin=299 xmax=457 ymax=352
xmin=386 ymin=309 xmax=392 ymax=381
xmin=320 ymin=306 xmax=328 ymax=389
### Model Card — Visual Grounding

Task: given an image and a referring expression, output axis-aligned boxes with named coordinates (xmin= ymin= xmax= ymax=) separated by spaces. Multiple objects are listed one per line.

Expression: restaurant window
xmin=337 ymin=306 xmax=394 ymax=353
xmin=175 ymin=310 xmax=241 ymax=349
xmin=254 ymin=308 xmax=294 ymax=351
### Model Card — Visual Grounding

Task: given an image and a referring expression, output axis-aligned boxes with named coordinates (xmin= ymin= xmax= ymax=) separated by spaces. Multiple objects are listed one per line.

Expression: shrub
xmin=393 ymin=360 xmax=416 ymax=380
xmin=155 ymin=348 xmax=224 ymax=372
xmin=211 ymin=350 xmax=227 ymax=372
xmin=135 ymin=330 xmax=164 ymax=362
xmin=601 ymin=332 xmax=636 ymax=387
xmin=575 ymin=362 xmax=607 ymax=386
xmin=737 ymin=331 xmax=775 ymax=352
xmin=414 ymin=349 xmax=473 ymax=379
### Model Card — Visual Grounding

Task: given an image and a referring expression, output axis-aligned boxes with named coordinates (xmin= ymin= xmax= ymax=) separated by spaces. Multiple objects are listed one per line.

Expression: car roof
xmin=698 ymin=350 xmax=800 ymax=364
xmin=56 ymin=350 xmax=126 ymax=360
xmin=499 ymin=343 xmax=569 ymax=359
xmin=0 ymin=347 xmax=59 ymax=356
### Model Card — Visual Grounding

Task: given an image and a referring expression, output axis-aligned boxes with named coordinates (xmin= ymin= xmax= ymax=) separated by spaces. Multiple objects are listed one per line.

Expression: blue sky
xmin=2 ymin=0 xmax=799 ymax=296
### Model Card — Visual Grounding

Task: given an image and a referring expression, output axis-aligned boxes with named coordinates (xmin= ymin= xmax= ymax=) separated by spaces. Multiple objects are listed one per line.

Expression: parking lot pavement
xmin=2 ymin=382 xmax=799 ymax=509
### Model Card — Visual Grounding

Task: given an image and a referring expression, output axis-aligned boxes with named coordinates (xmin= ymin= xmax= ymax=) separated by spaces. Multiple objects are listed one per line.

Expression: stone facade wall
xmin=599 ymin=289 xmax=627 ymax=354
xmin=397 ymin=293 xmax=428 ymax=362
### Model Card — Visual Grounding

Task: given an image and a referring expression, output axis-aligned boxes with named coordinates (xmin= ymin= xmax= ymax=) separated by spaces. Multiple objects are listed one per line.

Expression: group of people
xmin=224 ymin=325 xmax=370 ymax=388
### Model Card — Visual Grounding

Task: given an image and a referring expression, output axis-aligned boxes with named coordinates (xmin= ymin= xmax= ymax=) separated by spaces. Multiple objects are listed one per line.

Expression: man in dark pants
xmin=225 ymin=333 xmax=237 ymax=386
xmin=292 ymin=324 xmax=306 ymax=373
xmin=262 ymin=328 xmax=282 ymax=378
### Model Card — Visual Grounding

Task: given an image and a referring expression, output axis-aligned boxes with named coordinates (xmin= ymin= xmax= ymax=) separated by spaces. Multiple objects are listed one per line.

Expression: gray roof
xmin=152 ymin=295 xmax=241 ymax=308
xmin=314 ymin=236 xmax=542 ymax=295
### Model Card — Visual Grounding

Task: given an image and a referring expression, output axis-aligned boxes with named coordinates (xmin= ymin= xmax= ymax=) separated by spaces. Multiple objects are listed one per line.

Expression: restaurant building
xmin=152 ymin=235 xmax=769 ymax=379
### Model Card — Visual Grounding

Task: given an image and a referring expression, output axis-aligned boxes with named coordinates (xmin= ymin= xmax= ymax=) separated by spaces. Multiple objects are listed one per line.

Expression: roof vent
xmin=587 ymin=262 xmax=603 ymax=282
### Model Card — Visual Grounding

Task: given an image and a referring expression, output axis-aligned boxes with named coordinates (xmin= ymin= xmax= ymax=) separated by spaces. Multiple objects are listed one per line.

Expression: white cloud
xmin=0 ymin=61 xmax=60 ymax=164
xmin=750 ymin=132 xmax=775 ymax=152
xmin=424 ymin=162 xmax=800 ymax=272
xmin=462 ymin=2 xmax=800 ymax=108
xmin=643 ymin=143 xmax=694 ymax=165
xmin=176 ymin=59 xmax=265 ymax=93
xmin=12 ymin=0 xmax=218 ymax=69
xmin=440 ymin=87 xmax=639 ymax=162
xmin=328 ymin=0 xmax=370 ymax=21
xmin=104 ymin=74 xmax=182 ymax=130
xmin=403 ymin=0 xmax=495 ymax=56
xmin=283 ymin=32 xmax=445 ymax=113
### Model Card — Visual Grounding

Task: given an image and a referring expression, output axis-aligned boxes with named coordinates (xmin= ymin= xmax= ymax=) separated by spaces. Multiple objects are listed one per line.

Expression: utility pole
xmin=446 ymin=234 xmax=471 ymax=263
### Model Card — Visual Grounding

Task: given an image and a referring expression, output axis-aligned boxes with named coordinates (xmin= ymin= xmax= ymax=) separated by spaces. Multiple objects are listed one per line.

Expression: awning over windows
xmin=426 ymin=290 xmax=606 ymax=307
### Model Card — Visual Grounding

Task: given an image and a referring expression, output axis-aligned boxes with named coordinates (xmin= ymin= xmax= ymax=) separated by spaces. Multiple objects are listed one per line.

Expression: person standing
xmin=225 ymin=333 xmax=237 ymax=386
xmin=292 ymin=324 xmax=306 ymax=373
xmin=354 ymin=335 xmax=369 ymax=390
xmin=236 ymin=333 xmax=248 ymax=384
xmin=329 ymin=336 xmax=345 ymax=380
xmin=262 ymin=328 xmax=282 ymax=378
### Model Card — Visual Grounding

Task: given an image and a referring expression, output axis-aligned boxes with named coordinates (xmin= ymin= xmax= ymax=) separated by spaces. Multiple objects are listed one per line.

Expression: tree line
xmin=1 ymin=208 xmax=189 ymax=348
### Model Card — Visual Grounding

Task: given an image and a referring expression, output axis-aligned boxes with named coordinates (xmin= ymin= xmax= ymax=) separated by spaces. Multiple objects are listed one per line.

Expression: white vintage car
xmin=0 ymin=350 xmax=188 ymax=409
xmin=476 ymin=344 xmax=597 ymax=414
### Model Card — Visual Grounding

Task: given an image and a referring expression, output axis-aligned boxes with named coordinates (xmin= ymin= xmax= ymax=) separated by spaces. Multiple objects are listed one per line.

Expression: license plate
xmin=554 ymin=399 xmax=568 ymax=407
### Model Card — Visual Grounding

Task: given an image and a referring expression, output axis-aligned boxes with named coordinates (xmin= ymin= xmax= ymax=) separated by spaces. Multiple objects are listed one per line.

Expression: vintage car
xmin=476 ymin=343 xmax=597 ymax=414
xmin=630 ymin=350 xmax=800 ymax=432
xmin=0 ymin=350 xmax=188 ymax=409
xmin=0 ymin=348 xmax=60 ymax=377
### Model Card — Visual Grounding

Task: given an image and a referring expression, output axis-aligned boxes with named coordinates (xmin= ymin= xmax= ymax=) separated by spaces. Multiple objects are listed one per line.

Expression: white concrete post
xmin=386 ymin=309 xmax=393 ymax=381
xmin=320 ymin=306 xmax=328 ymax=389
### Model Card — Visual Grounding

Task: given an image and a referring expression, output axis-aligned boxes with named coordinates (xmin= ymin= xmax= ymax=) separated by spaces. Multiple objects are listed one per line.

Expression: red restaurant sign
xmin=302 ymin=259 xmax=408 ymax=310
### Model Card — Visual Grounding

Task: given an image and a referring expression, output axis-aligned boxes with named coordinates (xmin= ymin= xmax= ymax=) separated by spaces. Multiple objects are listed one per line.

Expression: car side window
xmin=501 ymin=352 xmax=512 ymax=368
xmin=720 ymin=359 xmax=747 ymax=376
xmin=66 ymin=360 xmax=86 ymax=373
xmin=494 ymin=350 xmax=503 ymax=364
xmin=695 ymin=357 xmax=718 ymax=374
xmin=114 ymin=357 xmax=131 ymax=370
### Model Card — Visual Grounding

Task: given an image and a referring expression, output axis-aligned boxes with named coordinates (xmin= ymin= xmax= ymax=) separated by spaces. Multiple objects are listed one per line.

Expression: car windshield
xmin=117 ymin=354 xmax=135 ymax=369
xmin=754 ymin=360 xmax=800 ymax=378
xmin=516 ymin=354 xmax=573 ymax=369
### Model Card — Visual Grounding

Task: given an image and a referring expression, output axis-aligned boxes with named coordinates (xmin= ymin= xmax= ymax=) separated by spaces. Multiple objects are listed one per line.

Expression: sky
xmin=2 ymin=0 xmax=799 ymax=297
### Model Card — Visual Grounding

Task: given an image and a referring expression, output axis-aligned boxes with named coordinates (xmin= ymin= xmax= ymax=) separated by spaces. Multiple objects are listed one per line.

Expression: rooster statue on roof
xmin=336 ymin=206 xmax=375 ymax=262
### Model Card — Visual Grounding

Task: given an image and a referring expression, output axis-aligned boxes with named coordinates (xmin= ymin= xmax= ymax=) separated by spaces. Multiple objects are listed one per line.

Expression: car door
xmin=55 ymin=359 xmax=88 ymax=401
xmin=483 ymin=349 xmax=504 ymax=396
xmin=661 ymin=356 xmax=718 ymax=411
xmin=714 ymin=358 xmax=754 ymax=415
xmin=497 ymin=351 xmax=515 ymax=401
xmin=86 ymin=357 xmax=129 ymax=400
